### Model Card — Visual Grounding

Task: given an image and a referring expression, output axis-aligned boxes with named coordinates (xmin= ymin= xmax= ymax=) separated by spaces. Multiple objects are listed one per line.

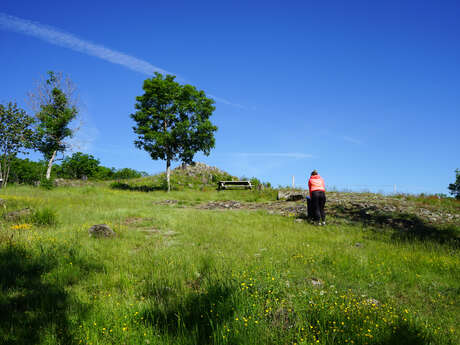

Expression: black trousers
xmin=311 ymin=191 xmax=326 ymax=221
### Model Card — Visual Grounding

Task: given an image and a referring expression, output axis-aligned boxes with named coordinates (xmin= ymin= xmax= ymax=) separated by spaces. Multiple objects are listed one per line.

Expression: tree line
xmin=1 ymin=71 xmax=217 ymax=191
xmin=7 ymin=154 xmax=147 ymax=186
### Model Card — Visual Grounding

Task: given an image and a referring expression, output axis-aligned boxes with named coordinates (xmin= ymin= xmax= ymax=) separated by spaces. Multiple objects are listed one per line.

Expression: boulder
xmin=5 ymin=208 xmax=32 ymax=221
xmin=277 ymin=190 xmax=308 ymax=201
xmin=88 ymin=224 xmax=116 ymax=238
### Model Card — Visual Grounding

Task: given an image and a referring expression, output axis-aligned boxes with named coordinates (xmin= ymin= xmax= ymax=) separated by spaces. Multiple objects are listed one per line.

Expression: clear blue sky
xmin=1 ymin=0 xmax=459 ymax=194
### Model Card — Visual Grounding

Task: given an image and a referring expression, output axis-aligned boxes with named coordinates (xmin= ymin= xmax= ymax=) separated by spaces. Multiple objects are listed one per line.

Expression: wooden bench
xmin=217 ymin=181 xmax=252 ymax=190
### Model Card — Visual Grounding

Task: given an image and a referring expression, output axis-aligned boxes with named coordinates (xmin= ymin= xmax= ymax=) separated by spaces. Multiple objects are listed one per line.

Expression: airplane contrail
xmin=235 ymin=153 xmax=313 ymax=159
xmin=0 ymin=12 xmax=171 ymax=76
xmin=0 ymin=12 xmax=243 ymax=108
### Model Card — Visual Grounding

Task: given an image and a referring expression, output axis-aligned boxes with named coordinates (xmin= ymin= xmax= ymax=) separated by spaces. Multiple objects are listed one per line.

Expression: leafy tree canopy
xmin=131 ymin=73 xmax=217 ymax=191
xmin=448 ymin=169 xmax=460 ymax=200
xmin=0 ymin=101 xmax=35 ymax=187
xmin=60 ymin=152 xmax=100 ymax=179
xmin=31 ymin=71 xmax=79 ymax=179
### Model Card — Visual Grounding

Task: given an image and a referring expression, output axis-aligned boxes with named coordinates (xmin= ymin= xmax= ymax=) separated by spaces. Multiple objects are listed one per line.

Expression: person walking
xmin=308 ymin=170 xmax=326 ymax=225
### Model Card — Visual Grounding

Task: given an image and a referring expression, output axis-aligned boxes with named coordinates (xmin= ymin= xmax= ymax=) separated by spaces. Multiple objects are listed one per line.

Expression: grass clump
xmin=32 ymin=207 xmax=58 ymax=226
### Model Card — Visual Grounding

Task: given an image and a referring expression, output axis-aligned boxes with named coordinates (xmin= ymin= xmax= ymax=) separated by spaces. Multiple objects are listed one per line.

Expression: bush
xmin=32 ymin=208 xmax=58 ymax=226
xmin=448 ymin=169 xmax=460 ymax=200
xmin=8 ymin=158 xmax=44 ymax=185
xmin=60 ymin=152 xmax=100 ymax=179
xmin=112 ymin=168 xmax=147 ymax=179
xmin=39 ymin=177 xmax=55 ymax=190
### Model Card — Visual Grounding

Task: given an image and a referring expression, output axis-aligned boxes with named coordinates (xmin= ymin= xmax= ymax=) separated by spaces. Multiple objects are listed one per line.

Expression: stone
xmin=365 ymin=298 xmax=380 ymax=306
xmin=277 ymin=190 xmax=308 ymax=201
xmin=162 ymin=230 xmax=179 ymax=236
xmin=310 ymin=278 xmax=323 ymax=286
xmin=5 ymin=208 xmax=32 ymax=221
xmin=88 ymin=224 xmax=116 ymax=238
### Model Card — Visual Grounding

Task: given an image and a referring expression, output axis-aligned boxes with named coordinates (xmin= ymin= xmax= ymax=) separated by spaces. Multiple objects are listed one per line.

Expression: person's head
xmin=311 ymin=170 xmax=318 ymax=176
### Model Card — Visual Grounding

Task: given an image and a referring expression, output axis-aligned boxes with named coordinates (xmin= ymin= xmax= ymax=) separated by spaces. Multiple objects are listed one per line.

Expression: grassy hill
xmin=0 ymin=178 xmax=459 ymax=344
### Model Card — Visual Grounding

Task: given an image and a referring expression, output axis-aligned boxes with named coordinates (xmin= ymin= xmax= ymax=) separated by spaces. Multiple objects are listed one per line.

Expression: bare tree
xmin=28 ymin=71 xmax=80 ymax=180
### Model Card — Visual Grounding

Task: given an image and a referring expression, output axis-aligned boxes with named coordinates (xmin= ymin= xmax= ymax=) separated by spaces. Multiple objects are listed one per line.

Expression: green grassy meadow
xmin=0 ymin=185 xmax=459 ymax=345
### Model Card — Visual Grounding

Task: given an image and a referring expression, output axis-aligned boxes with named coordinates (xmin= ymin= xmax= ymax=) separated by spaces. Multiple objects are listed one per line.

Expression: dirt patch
xmin=123 ymin=217 xmax=153 ymax=226
xmin=153 ymin=200 xmax=179 ymax=206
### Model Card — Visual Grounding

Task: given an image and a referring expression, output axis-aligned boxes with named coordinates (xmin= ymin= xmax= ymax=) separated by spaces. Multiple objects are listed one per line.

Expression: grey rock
xmin=5 ymin=208 xmax=32 ymax=221
xmin=310 ymin=278 xmax=323 ymax=286
xmin=277 ymin=190 xmax=308 ymax=201
xmin=365 ymin=298 xmax=380 ymax=306
xmin=89 ymin=224 xmax=116 ymax=238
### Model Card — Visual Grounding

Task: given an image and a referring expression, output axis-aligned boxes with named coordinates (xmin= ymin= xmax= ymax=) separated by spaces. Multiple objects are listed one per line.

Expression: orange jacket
xmin=308 ymin=175 xmax=325 ymax=197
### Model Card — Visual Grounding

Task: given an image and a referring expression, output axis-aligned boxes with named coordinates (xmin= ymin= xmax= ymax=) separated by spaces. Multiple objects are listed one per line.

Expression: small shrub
xmin=40 ymin=177 xmax=55 ymax=190
xmin=32 ymin=208 xmax=58 ymax=226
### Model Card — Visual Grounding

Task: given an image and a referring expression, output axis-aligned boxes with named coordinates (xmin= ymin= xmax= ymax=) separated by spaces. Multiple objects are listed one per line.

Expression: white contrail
xmin=235 ymin=152 xmax=313 ymax=159
xmin=343 ymin=136 xmax=362 ymax=145
xmin=0 ymin=12 xmax=242 ymax=107
xmin=0 ymin=12 xmax=171 ymax=76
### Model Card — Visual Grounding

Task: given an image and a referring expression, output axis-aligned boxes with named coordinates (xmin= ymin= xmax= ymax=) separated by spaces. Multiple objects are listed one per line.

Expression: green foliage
xmin=5 ymin=155 xmax=146 ymax=185
xmin=59 ymin=152 xmax=146 ymax=180
xmin=32 ymin=207 xmax=58 ymax=226
xmin=0 ymin=101 xmax=35 ymax=187
xmin=60 ymin=152 xmax=100 ymax=179
xmin=112 ymin=167 xmax=146 ymax=180
xmin=112 ymin=166 xmax=236 ymax=192
xmin=39 ymin=176 xmax=55 ymax=190
xmin=131 ymin=73 xmax=217 ymax=191
xmin=448 ymin=169 xmax=460 ymax=200
xmin=93 ymin=165 xmax=116 ymax=180
xmin=7 ymin=158 xmax=44 ymax=185
xmin=32 ymin=71 xmax=78 ymax=179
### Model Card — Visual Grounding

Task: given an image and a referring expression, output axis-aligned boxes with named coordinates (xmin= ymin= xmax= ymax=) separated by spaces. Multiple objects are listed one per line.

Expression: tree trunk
xmin=4 ymin=161 xmax=10 ymax=188
xmin=46 ymin=150 xmax=57 ymax=180
xmin=166 ymin=158 xmax=171 ymax=192
xmin=0 ymin=155 xmax=6 ymax=188
xmin=0 ymin=156 xmax=3 ymax=188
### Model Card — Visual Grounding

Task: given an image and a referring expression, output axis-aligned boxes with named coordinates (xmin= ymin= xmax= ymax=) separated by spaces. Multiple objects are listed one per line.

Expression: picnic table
xmin=217 ymin=180 xmax=252 ymax=190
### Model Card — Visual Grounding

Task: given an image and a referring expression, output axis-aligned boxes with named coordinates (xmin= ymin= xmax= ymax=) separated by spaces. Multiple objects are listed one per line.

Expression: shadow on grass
xmin=374 ymin=322 xmax=435 ymax=345
xmin=110 ymin=181 xmax=165 ymax=192
xmin=141 ymin=277 xmax=237 ymax=345
xmin=332 ymin=205 xmax=460 ymax=247
xmin=0 ymin=244 xmax=92 ymax=345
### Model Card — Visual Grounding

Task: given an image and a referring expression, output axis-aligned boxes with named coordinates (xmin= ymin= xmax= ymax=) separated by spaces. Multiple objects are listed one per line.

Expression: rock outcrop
xmin=277 ymin=190 xmax=308 ymax=201
xmin=88 ymin=224 xmax=116 ymax=238
xmin=5 ymin=208 xmax=32 ymax=221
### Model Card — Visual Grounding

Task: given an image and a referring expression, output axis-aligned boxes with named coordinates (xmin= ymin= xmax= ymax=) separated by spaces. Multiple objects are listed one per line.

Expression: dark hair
xmin=311 ymin=170 xmax=318 ymax=176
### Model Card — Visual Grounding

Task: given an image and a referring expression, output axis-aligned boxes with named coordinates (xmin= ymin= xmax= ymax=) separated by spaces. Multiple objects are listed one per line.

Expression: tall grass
xmin=0 ymin=185 xmax=458 ymax=345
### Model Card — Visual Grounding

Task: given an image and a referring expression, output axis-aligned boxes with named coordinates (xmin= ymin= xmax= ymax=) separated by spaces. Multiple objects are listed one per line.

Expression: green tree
xmin=93 ymin=166 xmax=116 ymax=180
xmin=448 ymin=169 xmax=460 ymax=199
xmin=131 ymin=73 xmax=217 ymax=191
xmin=0 ymin=102 xmax=35 ymax=188
xmin=113 ymin=168 xmax=146 ymax=180
xmin=8 ymin=157 xmax=44 ymax=185
xmin=60 ymin=152 xmax=100 ymax=179
xmin=30 ymin=71 xmax=78 ymax=180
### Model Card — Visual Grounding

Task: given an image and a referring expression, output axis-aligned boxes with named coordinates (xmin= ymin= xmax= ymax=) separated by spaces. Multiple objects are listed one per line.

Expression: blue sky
xmin=1 ymin=0 xmax=459 ymax=194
